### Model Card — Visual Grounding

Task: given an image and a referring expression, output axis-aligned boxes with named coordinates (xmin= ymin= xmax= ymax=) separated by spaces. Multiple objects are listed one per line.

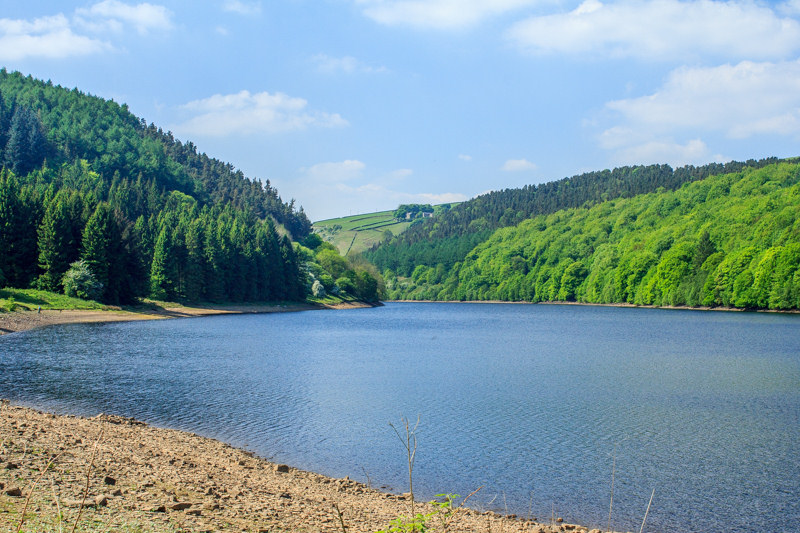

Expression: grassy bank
xmin=0 ymin=288 xmax=377 ymax=336
xmin=0 ymin=287 xmax=108 ymax=312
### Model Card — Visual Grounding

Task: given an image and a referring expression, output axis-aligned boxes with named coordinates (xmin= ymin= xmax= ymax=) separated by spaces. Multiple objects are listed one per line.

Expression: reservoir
xmin=1 ymin=302 xmax=798 ymax=532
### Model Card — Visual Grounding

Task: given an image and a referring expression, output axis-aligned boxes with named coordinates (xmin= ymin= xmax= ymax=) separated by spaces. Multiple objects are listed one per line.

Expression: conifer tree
xmin=0 ymin=173 xmax=40 ymax=287
xmin=3 ymin=106 xmax=48 ymax=176
xmin=0 ymin=90 xmax=9 ymax=161
xmin=149 ymin=224 xmax=175 ymax=301
xmin=38 ymin=192 xmax=78 ymax=291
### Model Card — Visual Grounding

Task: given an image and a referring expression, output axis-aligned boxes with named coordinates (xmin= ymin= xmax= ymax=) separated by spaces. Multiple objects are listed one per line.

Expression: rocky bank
xmin=0 ymin=401 xmax=597 ymax=533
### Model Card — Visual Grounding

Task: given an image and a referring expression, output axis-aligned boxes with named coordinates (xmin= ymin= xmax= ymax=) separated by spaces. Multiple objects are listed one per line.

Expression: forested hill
xmin=365 ymin=158 xmax=782 ymax=277
xmin=0 ymin=70 xmax=311 ymax=304
xmin=383 ymin=161 xmax=800 ymax=311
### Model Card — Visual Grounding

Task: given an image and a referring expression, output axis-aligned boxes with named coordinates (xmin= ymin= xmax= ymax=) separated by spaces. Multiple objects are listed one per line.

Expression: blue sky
xmin=2 ymin=0 xmax=800 ymax=221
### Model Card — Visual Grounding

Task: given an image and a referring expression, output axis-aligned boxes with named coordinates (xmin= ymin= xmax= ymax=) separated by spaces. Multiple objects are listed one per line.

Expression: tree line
xmin=366 ymin=158 xmax=784 ymax=278
xmin=0 ymin=70 xmax=318 ymax=304
xmin=384 ymin=162 xmax=800 ymax=310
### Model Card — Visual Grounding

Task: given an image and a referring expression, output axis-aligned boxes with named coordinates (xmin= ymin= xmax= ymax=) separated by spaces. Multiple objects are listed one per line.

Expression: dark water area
xmin=1 ymin=302 xmax=798 ymax=532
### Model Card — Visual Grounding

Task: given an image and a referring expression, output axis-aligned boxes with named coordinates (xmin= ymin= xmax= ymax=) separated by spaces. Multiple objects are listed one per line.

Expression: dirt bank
xmin=0 ymin=300 xmax=372 ymax=336
xmin=0 ymin=402 xmax=593 ymax=533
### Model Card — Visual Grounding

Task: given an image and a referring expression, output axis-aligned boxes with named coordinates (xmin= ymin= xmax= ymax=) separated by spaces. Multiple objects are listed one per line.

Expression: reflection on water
xmin=1 ymin=303 xmax=799 ymax=532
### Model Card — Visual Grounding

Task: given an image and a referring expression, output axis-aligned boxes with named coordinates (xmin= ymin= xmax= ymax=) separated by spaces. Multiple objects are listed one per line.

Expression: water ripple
xmin=1 ymin=303 xmax=798 ymax=532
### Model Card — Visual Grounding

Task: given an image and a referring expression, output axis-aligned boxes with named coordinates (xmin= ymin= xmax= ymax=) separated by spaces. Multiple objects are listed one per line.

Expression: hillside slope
xmin=0 ymin=70 xmax=310 ymax=304
xmin=386 ymin=161 xmax=800 ymax=310
xmin=365 ymin=159 xmax=782 ymax=278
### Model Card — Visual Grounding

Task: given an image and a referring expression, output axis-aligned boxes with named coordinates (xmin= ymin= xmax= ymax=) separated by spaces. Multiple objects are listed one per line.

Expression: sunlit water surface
xmin=1 ymin=303 xmax=798 ymax=532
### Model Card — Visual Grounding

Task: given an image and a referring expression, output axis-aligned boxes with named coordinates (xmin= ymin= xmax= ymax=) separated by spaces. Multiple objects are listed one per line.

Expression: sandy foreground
xmin=0 ymin=402 xmax=596 ymax=533
xmin=0 ymin=301 xmax=369 ymax=336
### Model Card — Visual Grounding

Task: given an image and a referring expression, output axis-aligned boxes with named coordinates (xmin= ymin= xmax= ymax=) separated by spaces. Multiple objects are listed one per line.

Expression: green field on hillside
xmin=313 ymin=204 xmax=459 ymax=255
xmin=313 ymin=210 xmax=413 ymax=255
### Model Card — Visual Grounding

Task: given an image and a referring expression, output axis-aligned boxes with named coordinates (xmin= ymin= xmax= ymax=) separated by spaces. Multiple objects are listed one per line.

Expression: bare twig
xmin=460 ymin=485 xmax=483 ymax=509
xmin=51 ymin=478 xmax=64 ymax=533
xmin=639 ymin=488 xmax=655 ymax=533
xmin=361 ymin=465 xmax=372 ymax=490
xmin=389 ymin=415 xmax=419 ymax=518
xmin=69 ymin=422 xmax=104 ymax=533
xmin=15 ymin=452 xmax=63 ymax=533
xmin=437 ymin=486 xmax=484 ymax=533
xmin=333 ymin=502 xmax=348 ymax=533
xmin=527 ymin=489 xmax=534 ymax=521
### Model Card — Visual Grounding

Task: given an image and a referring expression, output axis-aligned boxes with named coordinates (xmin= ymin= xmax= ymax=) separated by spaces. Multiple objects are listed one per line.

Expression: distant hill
xmin=365 ymin=159 xmax=784 ymax=279
xmin=0 ymin=70 xmax=310 ymax=304
xmin=382 ymin=160 xmax=800 ymax=311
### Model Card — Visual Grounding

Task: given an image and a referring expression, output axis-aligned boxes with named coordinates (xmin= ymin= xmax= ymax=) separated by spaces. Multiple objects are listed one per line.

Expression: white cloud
xmin=0 ymin=2 xmax=172 ymax=60
xmin=604 ymin=60 xmax=800 ymax=141
xmin=0 ymin=14 xmax=110 ymax=60
xmin=75 ymin=1 xmax=173 ymax=35
xmin=780 ymin=0 xmax=800 ymax=16
xmin=597 ymin=59 xmax=800 ymax=164
xmin=321 ymin=181 xmax=467 ymax=218
xmin=507 ymin=0 xmax=800 ymax=61
xmin=458 ymin=154 xmax=472 ymax=161
xmin=313 ymin=54 xmax=387 ymax=74
xmin=502 ymin=158 xmax=537 ymax=171
xmin=176 ymin=90 xmax=348 ymax=137
xmin=390 ymin=168 xmax=414 ymax=178
xmin=305 ymin=160 xmax=366 ymax=182
xmin=290 ymin=160 xmax=465 ymax=220
xmin=356 ymin=0 xmax=540 ymax=30
xmin=611 ymin=139 xmax=721 ymax=167
xmin=222 ymin=1 xmax=262 ymax=16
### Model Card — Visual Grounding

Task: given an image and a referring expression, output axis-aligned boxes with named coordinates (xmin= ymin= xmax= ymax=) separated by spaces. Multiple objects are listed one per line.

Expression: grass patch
xmin=313 ymin=210 xmax=413 ymax=255
xmin=0 ymin=288 xmax=106 ymax=312
xmin=314 ymin=203 xmax=459 ymax=256
xmin=306 ymin=294 xmax=365 ymax=306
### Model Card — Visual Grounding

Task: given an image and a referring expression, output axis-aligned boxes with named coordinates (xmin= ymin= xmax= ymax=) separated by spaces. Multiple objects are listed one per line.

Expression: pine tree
xmin=38 ymin=192 xmax=78 ymax=291
xmin=0 ymin=90 xmax=9 ymax=162
xmin=81 ymin=202 xmax=141 ymax=304
xmin=3 ymin=106 xmax=48 ymax=176
xmin=0 ymin=172 xmax=18 ymax=285
xmin=149 ymin=224 xmax=175 ymax=301
xmin=0 ymin=173 xmax=40 ymax=287
xmin=183 ymin=219 xmax=205 ymax=301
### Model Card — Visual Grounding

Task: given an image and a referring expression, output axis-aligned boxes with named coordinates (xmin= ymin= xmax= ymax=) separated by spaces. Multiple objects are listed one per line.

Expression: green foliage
xmin=302 ymin=232 xmax=324 ymax=250
xmin=37 ymin=191 xmax=79 ymax=291
xmin=0 ymin=287 xmax=105 ymax=310
xmin=302 ymin=240 xmax=384 ymax=302
xmin=0 ymin=70 xmax=310 ymax=305
xmin=367 ymin=158 xmax=785 ymax=284
xmin=3 ymin=104 xmax=48 ymax=176
xmin=0 ymin=295 xmax=17 ymax=312
xmin=375 ymin=493 xmax=466 ymax=533
xmin=394 ymin=204 xmax=434 ymax=220
xmin=376 ymin=512 xmax=433 ymax=532
xmin=62 ymin=260 xmax=103 ymax=301
xmin=313 ymin=209 xmax=414 ymax=256
xmin=393 ymin=162 xmax=800 ymax=310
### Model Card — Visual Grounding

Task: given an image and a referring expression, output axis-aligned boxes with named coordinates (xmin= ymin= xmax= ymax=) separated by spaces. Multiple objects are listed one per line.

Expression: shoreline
xmin=389 ymin=299 xmax=800 ymax=313
xmin=0 ymin=300 xmax=374 ymax=336
xmin=0 ymin=401 xmax=594 ymax=533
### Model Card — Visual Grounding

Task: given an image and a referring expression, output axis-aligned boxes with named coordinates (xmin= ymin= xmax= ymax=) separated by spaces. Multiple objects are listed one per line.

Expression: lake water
xmin=1 ymin=302 xmax=798 ymax=532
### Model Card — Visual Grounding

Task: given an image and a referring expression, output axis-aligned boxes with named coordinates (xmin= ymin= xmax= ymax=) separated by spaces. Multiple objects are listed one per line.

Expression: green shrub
xmin=62 ymin=260 xmax=103 ymax=301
